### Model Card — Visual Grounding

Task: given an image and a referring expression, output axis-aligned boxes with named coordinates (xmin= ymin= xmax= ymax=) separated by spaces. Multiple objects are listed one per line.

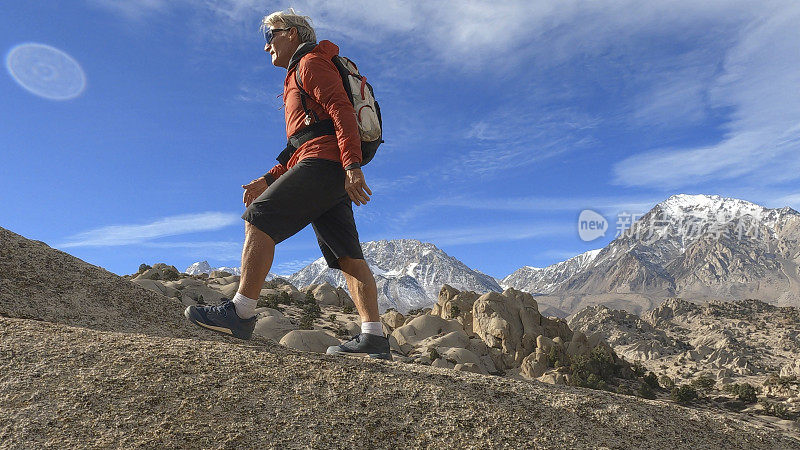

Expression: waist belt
xmin=276 ymin=119 xmax=335 ymax=166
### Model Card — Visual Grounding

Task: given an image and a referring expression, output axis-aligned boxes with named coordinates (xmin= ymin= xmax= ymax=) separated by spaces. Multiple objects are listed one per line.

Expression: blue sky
xmin=2 ymin=1 xmax=800 ymax=278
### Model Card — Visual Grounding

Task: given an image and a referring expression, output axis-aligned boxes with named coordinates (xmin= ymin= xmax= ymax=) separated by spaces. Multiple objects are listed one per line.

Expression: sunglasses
xmin=264 ymin=27 xmax=291 ymax=44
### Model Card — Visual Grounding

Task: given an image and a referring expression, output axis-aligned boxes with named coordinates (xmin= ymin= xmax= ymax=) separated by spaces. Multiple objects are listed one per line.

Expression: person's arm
xmin=298 ymin=56 xmax=362 ymax=169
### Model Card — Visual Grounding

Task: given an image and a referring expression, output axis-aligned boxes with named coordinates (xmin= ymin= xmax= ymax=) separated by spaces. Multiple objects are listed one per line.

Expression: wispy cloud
xmin=613 ymin=4 xmax=800 ymax=188
xmin=141 ymin=240 xmax=244 ymax=261
xmin=271 ymin=257 xmax=318 ymax=275
xmin=393 ymin=222 xmax=569 ymax=247
xmin=60 ymin=212 xmax=240 ymax=247
xmin=394 ymin=194 xmax=663 ymax=224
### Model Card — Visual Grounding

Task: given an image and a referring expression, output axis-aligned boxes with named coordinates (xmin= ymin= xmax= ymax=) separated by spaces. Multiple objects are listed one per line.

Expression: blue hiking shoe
xmin=326 ymin=333 xmax=392 ymax=361
xmin=184 ymin=299 xmax=256 ymax=340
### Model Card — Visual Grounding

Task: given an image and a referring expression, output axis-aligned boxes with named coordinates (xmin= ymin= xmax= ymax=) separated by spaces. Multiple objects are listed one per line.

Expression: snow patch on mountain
xmin=288 ymin=239 xmax=502 ymax=313
xmin=501 ymin=248 xmax=601 ymax=294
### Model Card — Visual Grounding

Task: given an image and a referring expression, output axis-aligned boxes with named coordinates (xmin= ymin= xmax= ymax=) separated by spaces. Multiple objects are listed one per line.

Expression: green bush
xmin=328 ymin=314 xmax=337 ymax=322
xmin=670 ymin=385 xmax=698 ymax=404
xmin=643 ymin=372 xmax=659 ymax=389
xmin=690 ymin=374 xmax=716 ymax=396
xmin=258 ymin=294 xmax=283 ymax=312
xmin=299 ymin=314 xmax=314 ymax=330
xmin=632 ymin=361 xmax=646 ymax=378
xmin=450 ymin=304 xmax=460 ymax=317
xmin=429 ymin=347 xmax=441 ymax=361
xmin=725 ymin=383 xmax=757 ymax=403
xmin=343 ymin=304 xmax=355 ymax=314
xmin=659 ymin=375 xmax=675 ymax=389
xmin=638 ymin=382 xmax=656 ymax=399
xmin=138 ymin=263 xmax=151 ymax=274
xmin=569 ymin=347 xmax=621 ymax=390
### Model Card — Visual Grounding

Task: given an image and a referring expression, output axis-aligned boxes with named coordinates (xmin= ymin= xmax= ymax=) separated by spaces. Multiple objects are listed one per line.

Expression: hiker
xmin=185 ymin=9 xmax=391 ymax=360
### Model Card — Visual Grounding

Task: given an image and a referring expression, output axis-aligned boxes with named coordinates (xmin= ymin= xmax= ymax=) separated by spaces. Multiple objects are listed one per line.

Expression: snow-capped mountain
xmin=529 ymin=194 xmax=800 ymax=316
xmin=501 ymin=248 xmax=601 ymax=294
xmin=288 ymin=239 xmax=502 ymax=313
xmin=185 ymin=261 xmax=243 ymax=276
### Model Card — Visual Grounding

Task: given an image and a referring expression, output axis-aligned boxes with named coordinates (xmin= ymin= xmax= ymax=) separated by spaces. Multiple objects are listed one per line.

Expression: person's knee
xmin=338 ymin=256 xmax=365 ymax=273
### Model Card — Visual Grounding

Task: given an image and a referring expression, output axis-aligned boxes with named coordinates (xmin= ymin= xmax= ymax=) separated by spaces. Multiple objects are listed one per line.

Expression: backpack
xmin=276 ymin=54 xmax=383 ymax=167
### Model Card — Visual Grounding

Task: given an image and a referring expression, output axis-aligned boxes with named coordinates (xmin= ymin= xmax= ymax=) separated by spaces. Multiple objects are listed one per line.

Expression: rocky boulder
xmin=781 ymin=359 xmax=800 ymax=378
xmin=391 ymin=315 xmax=463 ymax=354
xmin=133 ymin=263 xmax=181 ymax=281
xmin=431 ymin=284 xmax=479 ymax=336
xmin=381 ymin=310 xmax=406 ymax=331
xmin=253 ymin=307 xmax=297 ymax=341
xmin=471 ymin=288 xmax=549 ymax=369
xmin=279 ymin=330 xmax=341 ymax=353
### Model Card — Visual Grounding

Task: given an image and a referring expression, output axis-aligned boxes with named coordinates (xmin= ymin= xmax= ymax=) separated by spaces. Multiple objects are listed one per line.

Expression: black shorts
xmin=241 ymin=158 xmax=364 ymax=269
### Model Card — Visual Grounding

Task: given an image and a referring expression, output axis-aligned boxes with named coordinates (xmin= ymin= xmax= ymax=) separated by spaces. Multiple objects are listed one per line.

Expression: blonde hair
xmin=261 ymin=8 xmax=316 ymax=44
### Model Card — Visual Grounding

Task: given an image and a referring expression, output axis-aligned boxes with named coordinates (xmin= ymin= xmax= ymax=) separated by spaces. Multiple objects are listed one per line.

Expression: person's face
xmin=264 ymin=25 xmax=297 ymax=69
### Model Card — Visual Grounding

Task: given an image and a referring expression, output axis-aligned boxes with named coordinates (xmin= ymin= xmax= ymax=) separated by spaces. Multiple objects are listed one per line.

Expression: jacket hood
xmin=287 ymin=40 xmax=339 ymax=71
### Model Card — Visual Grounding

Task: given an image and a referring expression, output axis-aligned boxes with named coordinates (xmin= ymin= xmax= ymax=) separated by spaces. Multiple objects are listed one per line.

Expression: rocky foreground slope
xmin=1 ymin=227 xmax=799 ymax=448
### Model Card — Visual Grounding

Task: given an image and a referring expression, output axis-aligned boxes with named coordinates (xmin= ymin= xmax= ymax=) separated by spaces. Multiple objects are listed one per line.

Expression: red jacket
xmin=265 ymin=40 xmax=361 ymax=183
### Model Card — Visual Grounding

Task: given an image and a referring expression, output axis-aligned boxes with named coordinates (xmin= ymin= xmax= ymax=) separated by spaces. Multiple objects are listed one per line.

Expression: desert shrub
xmin=643 ymin=372 xmax=660 ymax=389
xmin=429 ymin=347 xmax=441 ymax=361
xmin=162 ymin=267 xmax=181 ymax=281
xmin=632 ymin=361 xmax=646 ymax=378
xmin=138 ymin=263 xmax=151 ymax=274
xmin=407 ymin=308 xmax=423 ymax=316
xmin=670 ymin=385 xmax=698 ymax=404
xmin=301 ymin=301 xmax=321 ymax=320
xmin=328 ymin=314 xmax=337 ymax=322
xmin=548 ymin=346 xmax=559 ymax=367
xmin=617 ymin=385 xmax=634 ymax=396
xmin=335 ymin=324 xmax=350 ymax=337
xmin=758 ymin=399 xmax=798 ymax=420
xmin=299 ymin=314 xmax=314 ymax=330
xmin=258 ymin=294 xmax=283 ymax=312
xmin=690 ymin=374 xmax=716 ymax=396
xmin=450 ymin=304 xmax=460 ymax=317
xmin=638 ymin=382 xmax=657 ymax=399
xmin=569 ymin=347 xmax=620 ymax=390
xmin=305 ymin=291 xmax=316 ymax=304
xmin=725 ymin=383 xmax=757 ymax=404
xmin=279 ymin=291 xmax=292 ymax=305
xmin=659 ymin=375 xmax=675 ymax=389
xmin=342 ymin=304 xmax=355 ymax=314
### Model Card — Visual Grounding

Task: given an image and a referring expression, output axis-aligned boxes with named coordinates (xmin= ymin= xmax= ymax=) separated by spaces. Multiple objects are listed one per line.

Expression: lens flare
xmin=5 ymin=43 xmax=86 ymax=100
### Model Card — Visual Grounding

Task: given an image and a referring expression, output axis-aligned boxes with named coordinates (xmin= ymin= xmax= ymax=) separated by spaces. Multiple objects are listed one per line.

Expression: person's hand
xmin=345 ymin=168 xmax=372 ymax=206
xmin=242 ymin=177 xmax=268 ymax=207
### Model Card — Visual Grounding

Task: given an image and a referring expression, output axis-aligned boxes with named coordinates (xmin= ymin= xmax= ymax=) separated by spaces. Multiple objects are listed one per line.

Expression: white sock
xmin=232 ymin=292 xmax=258 ymax=319
xmin=361 ymin=321 xmax=383 ymax=336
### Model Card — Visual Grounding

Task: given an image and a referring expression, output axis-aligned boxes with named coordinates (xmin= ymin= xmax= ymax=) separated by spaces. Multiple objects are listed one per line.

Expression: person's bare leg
xmin=238 ymin=221 xmax=276 ymax=299
xmin=338 ymin=256 xmax=379 ymax=323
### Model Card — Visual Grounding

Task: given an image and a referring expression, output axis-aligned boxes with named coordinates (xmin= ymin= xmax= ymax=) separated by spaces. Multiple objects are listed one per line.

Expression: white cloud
xmin=613 ymin=3 xmax=800 ymax=188
xmin=60 ymin=212 xmax=240 ymax=247
xmin=401 ymin=222 xmax=569 ymax=246
xmin=394 ymin=194 xmax=663 ymax=224
xmin=271 ymin=257 xmax=318 ymax=275
xmin=141 ymin=240 xmax=244 ymax=260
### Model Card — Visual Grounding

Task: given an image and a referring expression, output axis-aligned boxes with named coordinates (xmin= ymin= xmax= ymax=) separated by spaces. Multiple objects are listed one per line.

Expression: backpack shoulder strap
xmin=294 ymin=60 xmax=319 ymax=124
